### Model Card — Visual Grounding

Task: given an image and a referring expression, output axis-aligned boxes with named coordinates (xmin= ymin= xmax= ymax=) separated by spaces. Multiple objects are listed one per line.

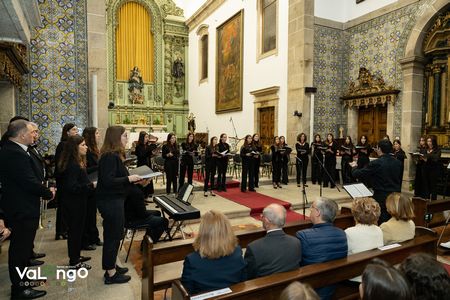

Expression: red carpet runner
xmin=215 ymin=187 xmax=307 ymax=223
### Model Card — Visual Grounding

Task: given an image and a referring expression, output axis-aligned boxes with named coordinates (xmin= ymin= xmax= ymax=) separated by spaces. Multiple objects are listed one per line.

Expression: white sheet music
xmin=343 ymin=183 xmax=373 ymax=198
xmin=190 ymin=288 xmax=232 ymax=300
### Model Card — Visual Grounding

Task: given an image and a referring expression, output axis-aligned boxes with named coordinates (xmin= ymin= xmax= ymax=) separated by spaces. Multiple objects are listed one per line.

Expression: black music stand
xmin=313 ymin=149 xmax=341 ymax=196
xmin=295 ymin=157 xmax=308 ymax=220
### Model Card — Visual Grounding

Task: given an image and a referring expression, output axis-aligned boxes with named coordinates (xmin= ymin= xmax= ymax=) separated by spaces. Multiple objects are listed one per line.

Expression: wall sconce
xmin=293 ymin=110 xmax=302 ymax=118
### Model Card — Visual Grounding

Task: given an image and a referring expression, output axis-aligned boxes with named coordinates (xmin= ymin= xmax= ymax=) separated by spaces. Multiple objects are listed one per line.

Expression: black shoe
xmin=204 ymin=192 xmax=208 ymax=197
xmin=71 ymin=262 xmax=91 ymax=270
xmin=241 ymin=189 xmax=246 ymax=193
xmin=249 ymin=189 xmax=256 ymax=192
xmin=104 ymin=271 xmax=131 ymax=284
xmin=82 ymin=245 xmax=96 ymax=251
xmin=222 ymin=187 xmax=227 ymax=192
xmin=31 ymin=252 xmax=45 ymax=259
xmin=255 ymin=185 xmax=259 ymax=188
xmin=11 ymin=288 xmax=46 ymax=299
xmin=96 ymin=241 xmax=104 ymax=246
xmin=116 ymin=265 xmax=129 ymax=275
xmin=27 ymin=259 xmax=44 ymax=267
xmin=331 ymin=185 xmax=336 ymax=188
xmin=217 ymin=188 xmax=222 ymax=192
xmin=79 ymin=256 xmax=91 ymax=263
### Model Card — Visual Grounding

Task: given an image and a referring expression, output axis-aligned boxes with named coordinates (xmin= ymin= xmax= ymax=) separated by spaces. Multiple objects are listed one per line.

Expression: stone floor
xmin=1 ymin=174 xmax=445 ymax=300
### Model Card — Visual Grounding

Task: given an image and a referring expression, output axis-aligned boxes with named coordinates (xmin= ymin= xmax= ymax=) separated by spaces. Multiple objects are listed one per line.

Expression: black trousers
xmin=55 ymin=191 xmax=67 ymax=235
xmin=323 ymin=157 xmax=336 ymax=187
xmin=64 ymin=196 xmax=87 ymax=265
xmin=127 ymin=210 xmax=168 ymax=244
xmin=164 ymin=160 xmax=178 ymax=194
xmin=241 ymin=158 xmax=255 ymax=191
xmin=373 ymin=190 xmax=392 ymax=224
xmin=179 ymin=161 xmax=194 ymax=188
xmin=281 ymin=161 xmax=289 ymax=184
xmin=204 ymin=161 xmax=216 ymax=192
xmin=423 ymin=165 xmax=440 ymax=200
xmin=253 ymin=158 xmax=261 ymax=187
xmin=272 ymin=161 xmax=282 ymax=184
xmin=311 ymin=156 xmax=322 ymax=184
xmin=216 ymin=159 xmax=228 ymax=190
xmin=341 ymin=156 xmax=353 ymax=185
xmin=82 ymin=194 xmax=100 ymax=247
xmin=98 ymin=198 xmax=125 ymax=270
xmin=296 ymin=157 xmax=308 ymax=184
xmin=8 ymin=218 xmax=39 ymax=292
xmin=414 ymin=162 xmax=424 ymax=197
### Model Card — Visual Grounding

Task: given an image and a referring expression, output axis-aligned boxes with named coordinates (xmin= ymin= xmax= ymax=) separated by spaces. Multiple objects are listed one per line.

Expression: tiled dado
xmin=18 ymin=0 xmax=89 ymax=154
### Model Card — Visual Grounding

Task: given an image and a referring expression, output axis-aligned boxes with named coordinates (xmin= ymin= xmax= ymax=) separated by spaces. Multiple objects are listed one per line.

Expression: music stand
xmin=343 ymin=183 xmax=373 ymax=199
xmin=295 ymin=157 xmax=308 ymax=220
xmin=313 ymin=149 xmax=341 ymax=196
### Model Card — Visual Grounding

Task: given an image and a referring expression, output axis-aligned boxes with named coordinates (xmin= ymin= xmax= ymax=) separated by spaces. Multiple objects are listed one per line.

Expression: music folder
xmin=409 ymin=152 xmax=424 ymax=157
xmin=343 ymin=183 xmax=373 ymax=199
xmin=129 ymin=165 xmax=162 ymax=179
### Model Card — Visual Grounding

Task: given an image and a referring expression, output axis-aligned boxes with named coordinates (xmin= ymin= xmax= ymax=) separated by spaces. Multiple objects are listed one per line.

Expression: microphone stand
xmin=295 ymin=157 xmax=308 ymax=220
xmin=313 ymin=149 xmax=341 ymax=196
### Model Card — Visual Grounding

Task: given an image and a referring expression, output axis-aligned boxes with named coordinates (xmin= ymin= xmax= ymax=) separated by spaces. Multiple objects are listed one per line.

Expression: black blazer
xmin=86 ymin=149 xmax=99 ymax=174
xmin=96 ymin=152 xmax=130 ymax=201
xmin=29 ymin=145 xmax=45 ymax=181
xmin=135 ymin=144 xmax=151 ymax=167
xmin=244 ymin=229 xmax=302 ymax=279
xmin=0 ymin=140 xmax=53 ymax=221
xmin=59 ymin=161 xmax=93 ymax=204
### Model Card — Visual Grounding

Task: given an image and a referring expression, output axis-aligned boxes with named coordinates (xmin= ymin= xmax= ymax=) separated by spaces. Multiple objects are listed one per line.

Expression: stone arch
xmin=399 ymin=0 xmax=450 ymax=185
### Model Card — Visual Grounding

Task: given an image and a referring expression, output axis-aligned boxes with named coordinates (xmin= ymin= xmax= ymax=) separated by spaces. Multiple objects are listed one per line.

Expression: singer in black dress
xmin=340 ymin=136 xmax=355 ymax=185
xmin=135 ymin=131 xmax=155 ymax=197
xmin=217 ymin=133 xmax=230 ymax=192
xmin=295 ymin=133 xmax=309 ymax=186
xmin=252 ymin=134 xmax=263 ymax=188
xmin=393 ymin=139 xmax=406 ymax=183
xmin=422 ymin=136 xmax=441 ymax=200
xmin=279 ymin=136 xmax=291 ymax=184
xmin=204 ymin=136 xmax=218 ymax=196
xmin=162 ymin=133 xmax=179 ymax=194
xmin=271 ymin=136 xmax=283 ymax=189
xmin=356 ymin=135 xmax=372 ymax=169
xmin=413 ymin=136 xmax=427 ymax=197
xmin=311 ymin=134 xmax=323 ymax=185
xmin=323 ymin=133 xmax=337 ymax=188
xmin=240 ymin=135 xmax=255 ymax=192
xmin=179 ymin=132 xmax=197 ymax=188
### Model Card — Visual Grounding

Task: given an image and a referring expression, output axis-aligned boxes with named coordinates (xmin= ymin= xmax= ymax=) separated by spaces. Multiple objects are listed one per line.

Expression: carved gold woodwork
xmin=0 ymin=42 xmax=28 ymax=88
xmin=341 ymin=67 xmax=400 ymax=108
xmin=423 ymin=11 xmax=450 ymax=55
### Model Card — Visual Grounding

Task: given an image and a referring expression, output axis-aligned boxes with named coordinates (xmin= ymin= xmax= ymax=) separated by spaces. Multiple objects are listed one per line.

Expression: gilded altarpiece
xmin=422 ymin=11 xmax=450 ymax=146
xmin=106 ymin=0 xmax=188 ymax=136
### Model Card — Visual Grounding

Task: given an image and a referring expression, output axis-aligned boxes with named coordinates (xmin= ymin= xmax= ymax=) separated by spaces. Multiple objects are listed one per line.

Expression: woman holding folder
xmin=179 ymin=132 xmax=197 ymax=188
xmin=240 ymin=134 xmax=255 ymax=192
xmin=323 ymin=133 xmax=337 ymax=188
xmin=295 ymin=133 xmax=309 ymax=186
xmin=204 ymin=136 xmax=219 ymax=197
xmin=271 ymin=136 xmax=283 ymax=189
xmin=217 ymin=133 xmax=230 ymax=192
xmin=413 ymin=136 xmax=427 ymax=197
xmin=311 ymin=134 xmax=324 ymax=185
xmin=252 ymin=134 xmax=263 ymax=188
xmin=162 ymin=133 xmax=179 ymax=194
xmin=341 ymin=136 xmax=355 ymax=185
xmin=279 ymin=136 xmax=291 ymax=184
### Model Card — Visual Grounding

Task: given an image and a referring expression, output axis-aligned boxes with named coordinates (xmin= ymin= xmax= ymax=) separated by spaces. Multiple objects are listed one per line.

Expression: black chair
xmin=193 ymin=155 xmax=203 ymax=181
xmin=261 ymin=153 xmax=272 ymax=178
xmin=152 ymin=155 xmax=166 ymax=184
xmin=120 ymin=222 xmax=151 ymax=263
xmin=232 ymin=154 xmax=242 ymax=179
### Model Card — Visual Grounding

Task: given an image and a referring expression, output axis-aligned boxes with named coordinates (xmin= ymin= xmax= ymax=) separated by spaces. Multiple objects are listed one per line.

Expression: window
xmin=200 ymin=34 xmax=208 ymax=80
xmin=261 ymin=0 xmax=277 ymax=54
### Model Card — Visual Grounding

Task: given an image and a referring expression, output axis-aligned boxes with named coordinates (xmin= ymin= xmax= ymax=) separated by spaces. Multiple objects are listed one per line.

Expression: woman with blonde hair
xmin=280 ymin=281 xmax=319 ymax=300
xmin=181 ymin=210 xmax=246 ymax=294
xmin=380 ymin=193 xmax=415 ymax=244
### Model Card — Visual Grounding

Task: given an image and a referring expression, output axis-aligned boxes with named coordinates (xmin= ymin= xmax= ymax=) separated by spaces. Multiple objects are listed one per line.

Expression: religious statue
xmin=172 ymin=55 xmax=185 ymax=98
xmin=128 ymin=66 xmax=144 ymax=104
xmin=339 ymin=126 xmax=344 ymax=139
xmin=187 ymin=113 xmax=196 ymax=133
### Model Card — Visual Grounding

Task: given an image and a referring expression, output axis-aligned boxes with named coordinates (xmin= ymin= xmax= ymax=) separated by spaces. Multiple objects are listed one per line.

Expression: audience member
xmin=296 ymin=198 xmax=347 ymax=300
xmin=380 ymin=193 xmax=415 ymax=244
xmin=0 ymin=120 xmax=54 ymax=299
xmin=345 ymin=198 xmax=383 ymax=255
xmin=399 ymin=253 xmax=450 ymax=300
xmin=352 ymin=139 xmax=402 ymax=223
xmin=181 ymin=210 xmax=246 ymax=295
xmin=360 ymin=259 xmax=412 ymax=300
xmin=245 ymin=204 xmax=301 ymax=279
xmin=279 ymin=281 xmax=319 ymax=300
xmin=58 ymin=135 xmax=94 ymax=269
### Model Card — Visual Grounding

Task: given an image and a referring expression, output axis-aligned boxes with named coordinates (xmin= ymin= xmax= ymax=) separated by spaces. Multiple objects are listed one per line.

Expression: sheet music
xmin=408 ymin=152 xmax=424 ymax=156
xmin=129 ymin=165 xmax=162 ymax=179
xmin=190 ymin=288 xmax=232 ymax=300
xmin=219 ymin=149 xmax=228 ymax=155
xmin=343 ymin=183 xmax=373 ymax=198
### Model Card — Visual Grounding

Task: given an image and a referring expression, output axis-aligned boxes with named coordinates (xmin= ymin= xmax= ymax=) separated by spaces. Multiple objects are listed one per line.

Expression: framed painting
xmin=216 ymin=10 xmax=244 ymax=113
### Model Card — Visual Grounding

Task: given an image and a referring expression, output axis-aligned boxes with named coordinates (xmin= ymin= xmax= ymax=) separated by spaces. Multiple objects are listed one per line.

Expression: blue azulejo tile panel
xmin=17 ymin=0 xmax=88 ymax=154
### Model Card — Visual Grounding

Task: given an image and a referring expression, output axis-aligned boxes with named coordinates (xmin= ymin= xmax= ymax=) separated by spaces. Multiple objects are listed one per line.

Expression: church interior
xmin=1 ymin=0 xmax=450 ymax=299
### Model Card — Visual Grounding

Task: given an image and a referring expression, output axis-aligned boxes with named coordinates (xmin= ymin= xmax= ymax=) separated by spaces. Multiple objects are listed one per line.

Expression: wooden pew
xmin=172 ymin=227 xmax=437 ymax=300
xmin=412 ymin=197 xmax=450 ymax=227
xmin=141 ymin=213 xmax=355 ymax=300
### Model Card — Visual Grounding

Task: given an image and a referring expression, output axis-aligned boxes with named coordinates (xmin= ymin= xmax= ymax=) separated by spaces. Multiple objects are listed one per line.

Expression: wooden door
xmin=259 ymin=107 xmax=274 ymax=152
xmin=358 ymin=106 xmax=387 ymax=145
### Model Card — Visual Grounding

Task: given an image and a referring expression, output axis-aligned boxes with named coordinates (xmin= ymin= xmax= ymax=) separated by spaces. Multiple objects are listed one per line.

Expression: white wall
xmin=315 ymin=0 xmax=398 ymax=22
xmin=173 ymin=0 xmax=206 ymax=19
xmin=188 ymin=0 xmax=288 ymax=140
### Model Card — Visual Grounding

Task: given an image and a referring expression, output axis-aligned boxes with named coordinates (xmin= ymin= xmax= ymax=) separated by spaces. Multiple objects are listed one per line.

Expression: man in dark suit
xmin=352 ymin=139 xmax=402 ymax=223
xmin=0 ymin=120 xmax=54 ymax=299
xmin=244 ymin=204 xmax=301 ymax=279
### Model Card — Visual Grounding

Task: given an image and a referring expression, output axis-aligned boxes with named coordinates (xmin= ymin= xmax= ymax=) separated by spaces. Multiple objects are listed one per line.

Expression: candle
xmin=448 ymin=111 xmax=450 ymax=123
xmin=425 ymin=113 xmax=428 ymax=123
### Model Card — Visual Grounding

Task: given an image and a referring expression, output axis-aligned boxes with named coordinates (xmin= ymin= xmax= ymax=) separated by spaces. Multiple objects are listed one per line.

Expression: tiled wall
xmin=18 ymin=0 xmax=88 ymax=154
xmin=313 ymin=1 xmax=425 ymax=139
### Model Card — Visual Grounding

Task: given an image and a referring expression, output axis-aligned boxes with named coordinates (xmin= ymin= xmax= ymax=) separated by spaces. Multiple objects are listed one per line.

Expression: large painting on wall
xmin=216 ymin=10 xmax=244 ymax=113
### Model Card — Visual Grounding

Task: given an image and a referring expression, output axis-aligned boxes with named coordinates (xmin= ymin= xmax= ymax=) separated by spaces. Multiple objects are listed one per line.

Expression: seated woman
xmin=345 ymin=197 xmax=383 ymax=255
xmin=181 ymin=210 xmax=246 ymax=294
xmin=380 ymin=193 xmax=415 ymax=245
xmin=360 ymin=259 xmax=412 ymax=300
xmin=124 ymin=185 xmax=168 ymax=244
xmin=280 ymin=281 xmax=319 ymax=300
xmin=399 ymin=253 xmax=450 ymax=300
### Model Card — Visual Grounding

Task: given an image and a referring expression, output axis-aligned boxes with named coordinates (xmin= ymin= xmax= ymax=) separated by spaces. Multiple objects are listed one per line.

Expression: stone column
xmin=432 ymin=65 xmax=441 ymax=128
xmin=399 ymin=56 xmax=426 ymax=190
xmin=287 ymin=0 xmax=314 ymax=144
